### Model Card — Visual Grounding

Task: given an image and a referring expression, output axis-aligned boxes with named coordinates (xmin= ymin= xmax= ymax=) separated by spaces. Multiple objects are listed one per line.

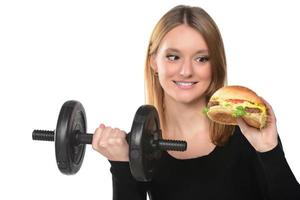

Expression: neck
xmin=163 ymin=96 xmax=210 ymax=140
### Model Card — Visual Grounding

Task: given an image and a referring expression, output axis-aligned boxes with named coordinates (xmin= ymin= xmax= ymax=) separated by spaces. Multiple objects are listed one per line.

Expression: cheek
xmin=156 ymin=59 xmax=178 ymax=77
xmin=196 ymin=64 xmax=212 ymax=81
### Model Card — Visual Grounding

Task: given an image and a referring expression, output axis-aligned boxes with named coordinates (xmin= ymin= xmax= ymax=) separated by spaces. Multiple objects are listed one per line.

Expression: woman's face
xmin=152 ymin=24 xmax=212 ymax=104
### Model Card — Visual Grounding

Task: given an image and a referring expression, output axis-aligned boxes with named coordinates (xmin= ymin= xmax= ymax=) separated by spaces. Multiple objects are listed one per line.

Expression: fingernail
xmin=99 ymin=123 xmax=105 ymax=128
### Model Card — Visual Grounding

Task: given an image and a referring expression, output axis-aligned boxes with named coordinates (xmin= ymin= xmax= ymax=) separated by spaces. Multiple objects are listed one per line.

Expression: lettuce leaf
xmin=202 ymin=107 xmax=209 ymax=115
xmin=232 ymin=106 xmax=246 ymax=118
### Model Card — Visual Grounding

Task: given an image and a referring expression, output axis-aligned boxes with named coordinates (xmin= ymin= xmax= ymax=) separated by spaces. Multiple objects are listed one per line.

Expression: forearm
xmin=258 ymin=140 xmax=300 ymax=199
xmin=109 ymin=161 xmax=148 ymax=200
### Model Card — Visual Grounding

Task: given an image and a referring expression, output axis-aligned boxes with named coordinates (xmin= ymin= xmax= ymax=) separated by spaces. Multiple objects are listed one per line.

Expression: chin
xmin=171 ymin=93 xmax=204 ymax=105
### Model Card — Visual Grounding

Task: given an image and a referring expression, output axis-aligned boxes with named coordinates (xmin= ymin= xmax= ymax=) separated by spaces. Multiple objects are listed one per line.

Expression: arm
xmin=257 ymin=140 xmax=300 ymax=200
xmin=109 ymin=161 xmax=148 ymax=200
xmin=92 ymin=124 xmax=148 ymax=200
xmin=237 ymin=98 xmax=300 ymax=199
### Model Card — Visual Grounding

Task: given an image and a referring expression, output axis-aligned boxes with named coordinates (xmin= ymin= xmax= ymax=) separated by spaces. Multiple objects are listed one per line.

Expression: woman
xmin=92 ymin=5 xmax=300 ymax=200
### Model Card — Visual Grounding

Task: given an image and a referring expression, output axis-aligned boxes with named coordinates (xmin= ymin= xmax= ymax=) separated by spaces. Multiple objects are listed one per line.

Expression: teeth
xmin=175 ymin=81 xmax=196 ymax=86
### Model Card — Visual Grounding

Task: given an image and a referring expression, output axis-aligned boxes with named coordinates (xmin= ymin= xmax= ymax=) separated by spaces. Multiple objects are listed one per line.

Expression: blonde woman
xmin=92 ymin=5 xmax=300 ymax=200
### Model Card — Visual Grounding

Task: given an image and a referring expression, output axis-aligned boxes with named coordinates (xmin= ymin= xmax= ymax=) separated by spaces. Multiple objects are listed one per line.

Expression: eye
xmin=196 ymin=56 xmax=210 ymax=63
xmin=166 ymin=54 xmax=180 ymax=61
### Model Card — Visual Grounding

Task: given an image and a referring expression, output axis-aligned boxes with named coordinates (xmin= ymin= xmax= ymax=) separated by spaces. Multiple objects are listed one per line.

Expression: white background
xmin=1 ymin=0 xmax=299 ymax=199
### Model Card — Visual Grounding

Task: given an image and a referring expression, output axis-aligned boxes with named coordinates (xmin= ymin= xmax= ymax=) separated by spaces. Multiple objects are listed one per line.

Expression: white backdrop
xmin=1 ymin=0 xmax=299 ymax=199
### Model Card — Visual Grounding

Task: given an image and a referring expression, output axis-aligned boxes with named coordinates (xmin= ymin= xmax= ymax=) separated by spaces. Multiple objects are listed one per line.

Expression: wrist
xmin=256 ymin=140 xmax=278 ymax=153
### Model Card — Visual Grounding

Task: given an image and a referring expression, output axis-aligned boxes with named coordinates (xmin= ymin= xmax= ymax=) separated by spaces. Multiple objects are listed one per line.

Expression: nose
xmin=179 ymin=59 xmax=193 ymax=78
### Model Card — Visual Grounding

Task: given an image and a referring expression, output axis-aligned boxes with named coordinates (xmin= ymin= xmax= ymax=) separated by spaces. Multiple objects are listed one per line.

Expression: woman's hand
xmin=92 ymin=123 xmax=129 ymax=161
xmin=236 ymin=98 xmax=278 ymax=152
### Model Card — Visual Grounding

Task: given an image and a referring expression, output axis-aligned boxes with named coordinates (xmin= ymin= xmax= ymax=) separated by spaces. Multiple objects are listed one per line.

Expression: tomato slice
xmin=226 ymin=99 xmax=245 ymax=104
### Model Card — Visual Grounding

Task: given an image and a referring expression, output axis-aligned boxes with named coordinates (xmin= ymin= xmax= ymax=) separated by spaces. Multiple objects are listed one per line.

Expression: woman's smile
xmin=173 ymin=80 xmax=198 ymax=89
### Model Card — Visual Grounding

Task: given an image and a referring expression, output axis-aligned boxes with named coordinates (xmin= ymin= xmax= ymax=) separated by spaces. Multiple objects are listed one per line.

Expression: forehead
xmin=158 ymin=24 xmax=208 ymax=53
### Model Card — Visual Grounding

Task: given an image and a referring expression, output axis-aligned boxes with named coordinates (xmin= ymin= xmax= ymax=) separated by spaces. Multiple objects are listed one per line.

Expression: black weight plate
xmin=55 ymin=100 xmax=87 ymax=174
xmin=129 ymin=105 xmax=161 ymax=182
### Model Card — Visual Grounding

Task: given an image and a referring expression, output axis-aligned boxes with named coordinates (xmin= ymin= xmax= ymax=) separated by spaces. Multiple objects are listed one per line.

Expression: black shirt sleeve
xmin=257 ymin=139 xmax=300 ymax=200
xmin=109 ymin=161 xmax=148 ymax=200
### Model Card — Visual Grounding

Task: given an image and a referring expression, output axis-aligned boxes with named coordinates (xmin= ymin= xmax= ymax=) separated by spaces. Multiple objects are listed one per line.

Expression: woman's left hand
xmin=236 ymin=97 xmax=278 ymax=152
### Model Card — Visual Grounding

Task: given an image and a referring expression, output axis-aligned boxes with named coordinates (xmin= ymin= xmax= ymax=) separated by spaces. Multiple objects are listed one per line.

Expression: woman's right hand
xmin=92 ymin=123 xmax=129 ymax=161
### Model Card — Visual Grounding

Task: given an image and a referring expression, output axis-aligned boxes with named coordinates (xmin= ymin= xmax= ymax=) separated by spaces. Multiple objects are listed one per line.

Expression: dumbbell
xmin=32 ymin=100 xmax=187 ymax=182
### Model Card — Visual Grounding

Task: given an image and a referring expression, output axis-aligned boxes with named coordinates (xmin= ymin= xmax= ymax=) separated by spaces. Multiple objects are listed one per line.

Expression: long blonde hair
xmin=144 ymin=5 xmax=234 ymax=145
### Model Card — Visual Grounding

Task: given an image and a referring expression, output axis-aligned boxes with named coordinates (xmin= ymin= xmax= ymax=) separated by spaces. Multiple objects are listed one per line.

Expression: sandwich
xmin=204 ymin=85 xmax=267 ymax=129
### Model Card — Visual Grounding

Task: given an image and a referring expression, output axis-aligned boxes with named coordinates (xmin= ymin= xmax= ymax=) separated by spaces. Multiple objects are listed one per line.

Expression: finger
xmin=119 ymin=130 xmax=127 ymax=139
xmin=260 ymin=96 xmax=274 ymax=114
xmin=260 ymin=96 xmax=277 ymax=125
xmin=111 ymin=128 xmax=121 ymax=138
xmin=236 ymin=117 xmax=249 ymax=133
xmin=92 ymin=123 xmax=105 ymax=150
xmin=99 ymin=123 xmax=105 ymax=129
xmin=99 ymin=126 xmax=113 ymax=148
xmin=110 ymin=129 xmax=127 ymax=146
xmin=117 ymin=130 xmax=128 ymax=145
xmin=113 ymin=128 xmax=127 ymax=139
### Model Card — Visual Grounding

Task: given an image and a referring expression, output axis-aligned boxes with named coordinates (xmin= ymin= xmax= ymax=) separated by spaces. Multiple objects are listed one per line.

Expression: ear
xmin=149 ymin=54 xmax=158 ymax=72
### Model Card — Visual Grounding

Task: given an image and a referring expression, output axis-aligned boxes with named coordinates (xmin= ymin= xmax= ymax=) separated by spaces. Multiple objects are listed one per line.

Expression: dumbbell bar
xmin=32 ymin=100 xmax=187 ymax=182
xmin=32 ymin=130 xmax=186 ymax=150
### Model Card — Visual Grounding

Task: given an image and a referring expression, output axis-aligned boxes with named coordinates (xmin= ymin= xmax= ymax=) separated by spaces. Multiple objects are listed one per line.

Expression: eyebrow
xmin=165 ymin=48 xmax=209 ymax=55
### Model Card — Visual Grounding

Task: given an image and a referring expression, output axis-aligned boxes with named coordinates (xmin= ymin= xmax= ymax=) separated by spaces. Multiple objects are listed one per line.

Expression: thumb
xmin=236 ymin=117 xmax=250 ymax=134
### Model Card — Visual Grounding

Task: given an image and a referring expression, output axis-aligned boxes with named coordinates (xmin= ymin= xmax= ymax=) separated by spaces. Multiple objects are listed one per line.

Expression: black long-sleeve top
xmin=109 ymin=126 xmax=300 ymax=200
